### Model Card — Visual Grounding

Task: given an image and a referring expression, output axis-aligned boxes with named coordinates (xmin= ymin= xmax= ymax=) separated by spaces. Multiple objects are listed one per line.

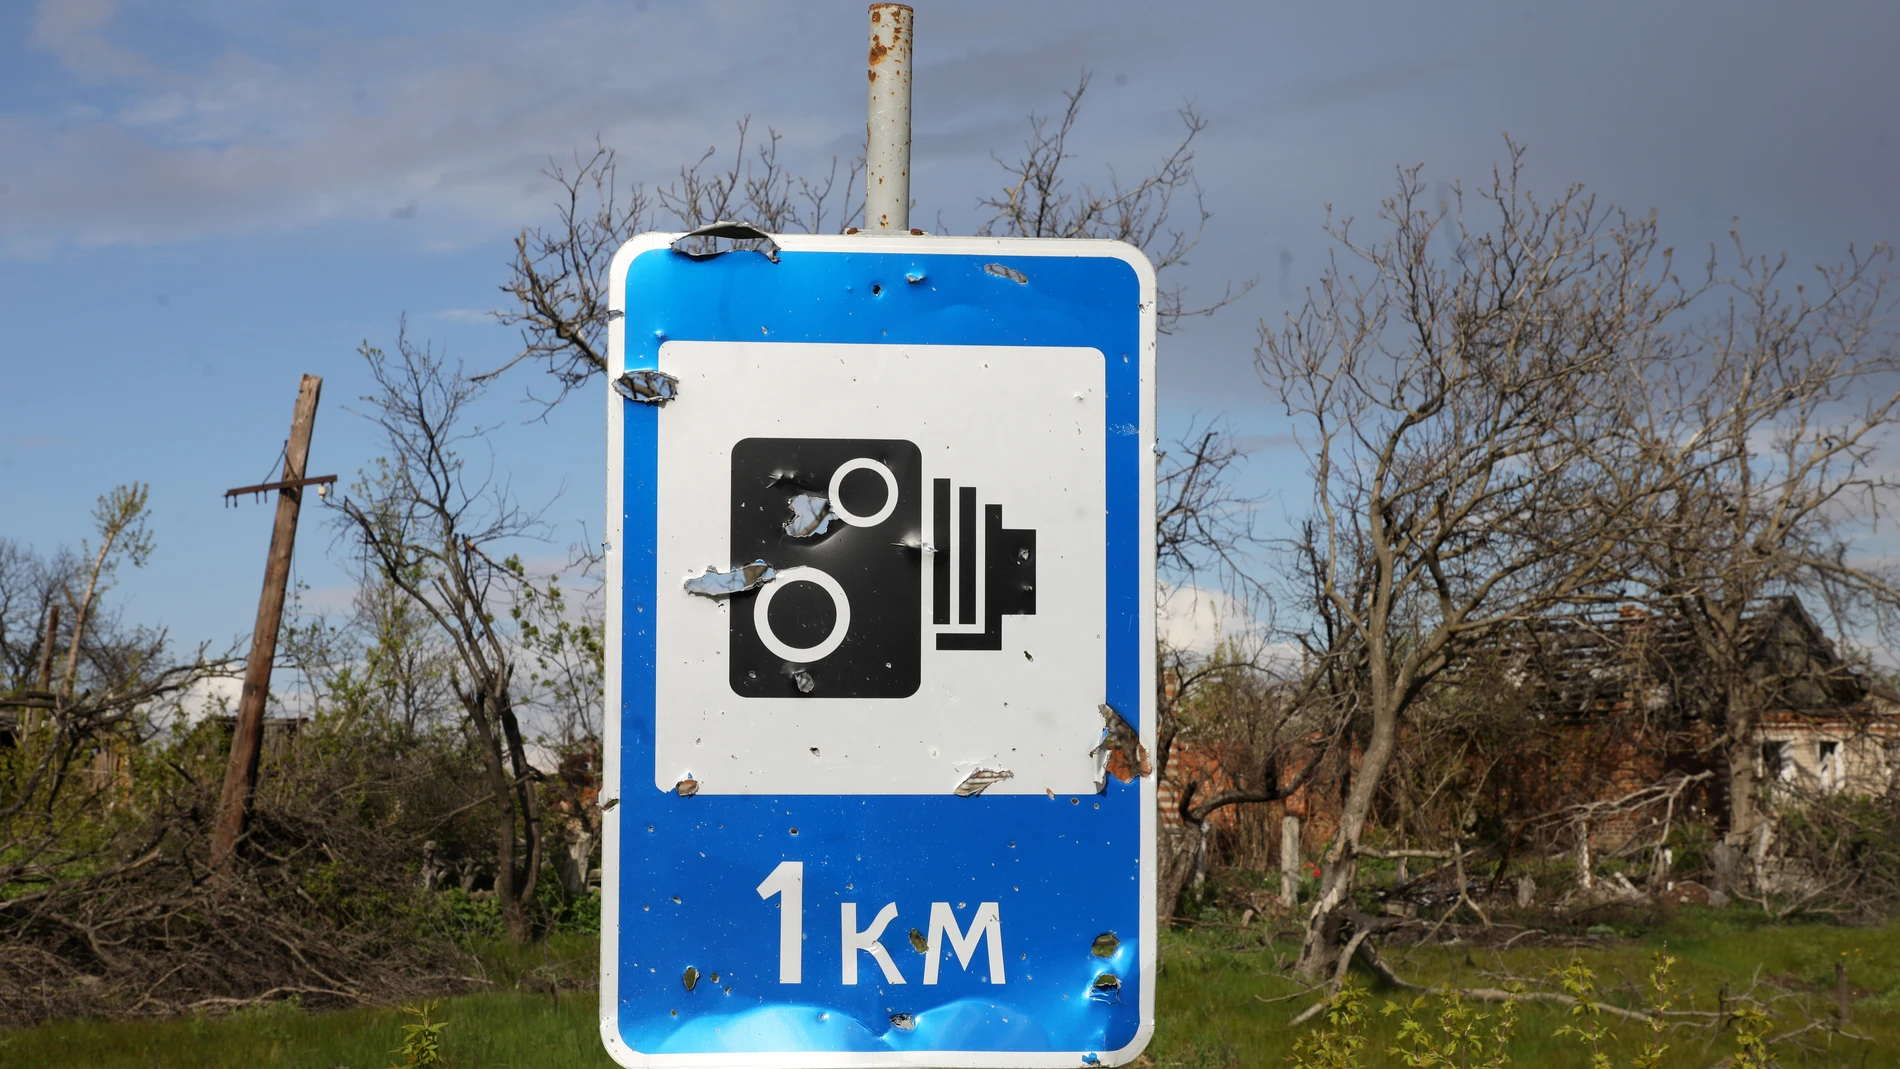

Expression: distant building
xmin=1156 ymin=596 xmax=1899 ymax=908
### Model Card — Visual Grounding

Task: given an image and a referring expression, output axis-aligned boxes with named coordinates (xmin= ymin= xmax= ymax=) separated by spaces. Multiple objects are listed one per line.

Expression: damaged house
xmin=1157 ymin=596 xmax=1899 ymax=914
xmin=1505 ymin=596 xmax=1899 ymax=817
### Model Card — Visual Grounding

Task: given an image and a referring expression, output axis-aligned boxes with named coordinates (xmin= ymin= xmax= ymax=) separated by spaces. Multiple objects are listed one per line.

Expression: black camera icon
xmin=727 ymin=437 xmax=1037 ymax=699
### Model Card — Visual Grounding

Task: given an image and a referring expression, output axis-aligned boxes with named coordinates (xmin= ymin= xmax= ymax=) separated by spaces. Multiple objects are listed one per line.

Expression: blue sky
xmin=3 ymin=0 xmax=1898 ymax=652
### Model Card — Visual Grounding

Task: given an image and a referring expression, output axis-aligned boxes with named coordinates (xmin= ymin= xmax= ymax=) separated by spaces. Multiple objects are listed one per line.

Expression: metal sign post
xmin=864 ymin=3 xmax=913 ymax=231
xmin=600 ymin=233 xmax=1158 ymax=1066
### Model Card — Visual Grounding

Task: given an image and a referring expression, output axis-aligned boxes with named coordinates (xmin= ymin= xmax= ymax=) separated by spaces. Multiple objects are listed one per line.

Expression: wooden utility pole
xmin=210 ymin=374 xmax=326 ymax=869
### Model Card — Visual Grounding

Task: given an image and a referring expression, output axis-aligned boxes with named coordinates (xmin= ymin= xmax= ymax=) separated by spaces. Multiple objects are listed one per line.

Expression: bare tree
xmin=332 ymin=327 xmax=550 ymax=942
xmin=1258 ymin=143 xmax=1700 ymax=981
xmin=1155 ymin=641 xmax=1343 ymax=918
xmin=977 ymin=74 xmax=1251 ymax=333
xmin=1624 ymin=238 xmax=1900 ymax=848
xmin=489 ymin=121 xmax=863 ymax=405
xmin=0 ymin=500 xmax=230 ymax=1014
xmin=513 ymin=547 xmax=605 ymax=754
xmin=58 ymin=485 xmax=154 ymax=699
xmin=0 ymin=539 xmax=72 ymax=695
xmin=286 ymin=568 xmax=461 ymax=743
xmin=1146 ymin=411 xmax=1286 ymax=919
xmin=492 ymin=75 xmax=1247 ymax=406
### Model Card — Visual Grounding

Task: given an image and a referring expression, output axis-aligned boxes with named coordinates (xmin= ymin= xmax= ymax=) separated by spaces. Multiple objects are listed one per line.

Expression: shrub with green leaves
xmin=1385 ymin=987 xmax=1518 ymax=1067
xmin=389 ymin=1000 xmax=447 ymax=1068
xmin=1282 ymin=949 xmax=1787 ymax=1068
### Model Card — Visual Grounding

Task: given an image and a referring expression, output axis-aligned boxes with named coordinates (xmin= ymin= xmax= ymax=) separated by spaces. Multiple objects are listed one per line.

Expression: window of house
xmin=1761 ymin=740 xmax=1793 ymax=784
xmin=1817 ymin=740 xmax=1841 ymax=793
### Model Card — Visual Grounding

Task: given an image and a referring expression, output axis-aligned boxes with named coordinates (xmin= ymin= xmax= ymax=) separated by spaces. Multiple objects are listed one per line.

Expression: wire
xmin=259 ymin=440 xmax=288 ymax=487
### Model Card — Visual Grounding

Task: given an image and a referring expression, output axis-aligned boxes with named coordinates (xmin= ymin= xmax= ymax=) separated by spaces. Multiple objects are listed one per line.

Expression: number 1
xmin=755 ymin=860 xmax=803 ymax=983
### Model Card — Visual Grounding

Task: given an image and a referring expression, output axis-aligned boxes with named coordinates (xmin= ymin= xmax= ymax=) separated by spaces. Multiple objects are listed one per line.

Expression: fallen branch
xmin=1291 ymin=935 xmax=1723 ymax=1028
xmin=1253 ymin=982 xmax=1328 ymax=1006
xmin=188 ymin=985 xmax=369 ymax=1010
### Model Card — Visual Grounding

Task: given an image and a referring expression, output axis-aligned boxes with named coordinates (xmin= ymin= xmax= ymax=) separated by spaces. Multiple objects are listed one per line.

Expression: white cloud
xmin=1158 ymin=584 xmax=1258 ymax=655
xmin=32 ymin=0 xmax=154 ymax=82
xmin=3 ymin=3 xmax=826 ymax=250
xmin=1157 ymin=584 xmax=1304 ymax=676
xmin=0 ymin=1 xmax=1185 ymax=255
xmin=165 ymin=670 xmax=242 ymax=726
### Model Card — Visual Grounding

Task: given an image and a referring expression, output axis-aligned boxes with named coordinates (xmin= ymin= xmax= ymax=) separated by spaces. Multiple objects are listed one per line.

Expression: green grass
xmin=5 ymin=912 xmax=1899 ymax=1067
xmin=1149 ymin=908 xmax=1900 ymax=1067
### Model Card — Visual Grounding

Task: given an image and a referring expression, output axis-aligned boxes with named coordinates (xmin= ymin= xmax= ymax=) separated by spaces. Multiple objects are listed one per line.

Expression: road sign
xmin=602 ymin=232 xmax=1157 ymax=1068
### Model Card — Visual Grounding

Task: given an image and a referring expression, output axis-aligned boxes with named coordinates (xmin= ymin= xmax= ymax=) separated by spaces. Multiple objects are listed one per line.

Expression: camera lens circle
xmin=828 ymin=458 xmax=899 ymax=528
xmin=752 ymin=566 xmax=851 ymax=663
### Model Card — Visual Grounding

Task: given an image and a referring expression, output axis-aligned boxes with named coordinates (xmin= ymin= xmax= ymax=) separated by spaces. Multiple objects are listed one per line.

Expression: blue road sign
xmin=602 ymin=233 xmax=1157 ymax=1067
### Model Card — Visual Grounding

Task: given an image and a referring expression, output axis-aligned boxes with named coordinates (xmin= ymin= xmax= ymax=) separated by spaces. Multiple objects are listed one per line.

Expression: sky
xmin=3 ymin=0 xmax=1899 ymax=656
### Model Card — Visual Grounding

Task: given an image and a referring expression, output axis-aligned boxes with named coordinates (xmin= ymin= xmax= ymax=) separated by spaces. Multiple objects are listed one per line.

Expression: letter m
xmin=923 ymin=902 xmax=1005 ymax=984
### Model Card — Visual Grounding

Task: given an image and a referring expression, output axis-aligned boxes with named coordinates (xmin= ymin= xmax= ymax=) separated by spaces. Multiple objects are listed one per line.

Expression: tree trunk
xmin=466 ymin=686 xmax=528 ymax=942
xmin=1280 ymin=814 xmax=1301 ymax=908
xmin=494 ymin=787 xmax=523 ymax=941
xmin=61 ymin=537 xmax=117 ymax=697
xmin=1723 ymin=703 xmax=1761 ymax=845
xmin=1152 ymin=700 xmax=1185 ymax=927
xmin=1574 ymin=815 xmax=1594 ymax=890
xmin=1156 ymin=824 xmax=1197 ymax=926
xmin=1296 ymin=704 xmax=1397 ymax=981
xmin=496 ymin=687 xmax=542 ymax=927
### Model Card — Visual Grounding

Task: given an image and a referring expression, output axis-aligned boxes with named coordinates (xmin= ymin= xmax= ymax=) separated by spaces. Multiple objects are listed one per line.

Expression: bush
xmin=1285 ymin=951 xmax=1785 ymax=1069
xmin=0 ymin=715 xmax=508 ymax=1025
xmin=1773 ymin=789 xmax=1900 ymax=918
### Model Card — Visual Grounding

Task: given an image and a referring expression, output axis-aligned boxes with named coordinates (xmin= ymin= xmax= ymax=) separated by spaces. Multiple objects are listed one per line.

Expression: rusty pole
xmin=865 ymin=3 xmax=913 ymax=231
xmin=210 ymin=374 xmax=323 ymax=870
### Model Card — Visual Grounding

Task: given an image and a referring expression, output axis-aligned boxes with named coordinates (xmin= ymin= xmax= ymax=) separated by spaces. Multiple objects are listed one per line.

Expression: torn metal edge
xmin=785 ymin=664 xmax=817 ymax=694
xmin=614 ymin=368 xmax=679 ymax=405
xmin=670 ymin=221 xmax=781 ymax=262
xmin=982 ymin=262 xmax=1028 ymax=284
xmin=1091 ymin=702 xmax=1152 ymax=791
xmin=954 ymin=768 xmax=1015 ymax=797
xmin=681 ymin=560 xmax=776 ymax=598
xmin=782 ymin=492 xmax=836 ymax=538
